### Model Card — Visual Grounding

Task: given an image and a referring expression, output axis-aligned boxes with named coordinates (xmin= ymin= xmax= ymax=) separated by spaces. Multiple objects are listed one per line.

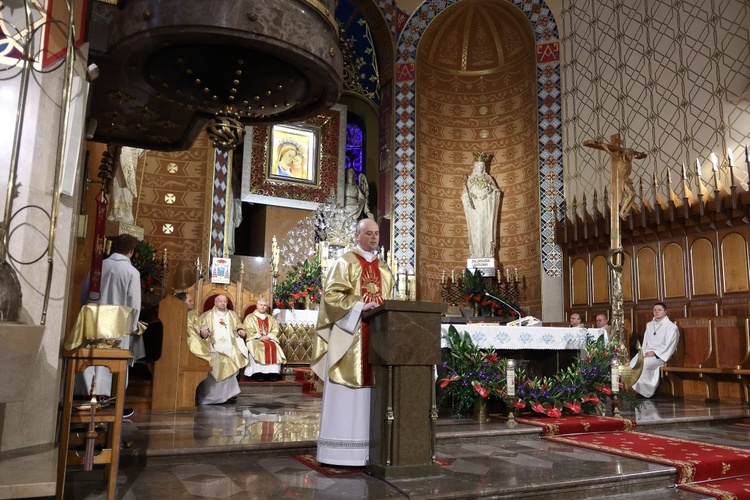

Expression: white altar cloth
xmin=441 ymin=325 xmax=607 ymax=350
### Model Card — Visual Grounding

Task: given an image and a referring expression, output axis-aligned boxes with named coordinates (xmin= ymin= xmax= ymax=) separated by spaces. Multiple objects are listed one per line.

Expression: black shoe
xmin=123 ymin=408 xmax=134 ymax=418
xmin=224 ymin=397 xmax=237 ymax=404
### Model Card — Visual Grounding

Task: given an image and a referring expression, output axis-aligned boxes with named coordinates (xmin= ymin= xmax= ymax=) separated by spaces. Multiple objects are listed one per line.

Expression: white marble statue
xmin=108 ymin=146 xmax=144 ymax=224
xmin=343 ymin=167 xmax=373 ymax=221
xmin=461 ymin=152 xmax=502 ymax=259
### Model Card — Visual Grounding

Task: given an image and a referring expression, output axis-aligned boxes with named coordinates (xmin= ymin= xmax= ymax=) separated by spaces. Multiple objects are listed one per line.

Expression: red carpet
xmin=515 ymin=415 xmax=636 ymax=436
xmin=547 ymin=432 xmax=750 ymax=484
xmin=677 ymin=475 xmax=750 ymax=499
xmin=294 ymin=367 xmax=321 ymax=398
xmin=732 ymin=423 xmax=750 ymax=429
xmin=291 ymin=453 xmax=451 ymax=476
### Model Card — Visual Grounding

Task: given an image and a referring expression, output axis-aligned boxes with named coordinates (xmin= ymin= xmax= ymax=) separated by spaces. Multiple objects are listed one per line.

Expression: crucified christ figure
xmin=583 ymin=134 xmax=647 ymax=219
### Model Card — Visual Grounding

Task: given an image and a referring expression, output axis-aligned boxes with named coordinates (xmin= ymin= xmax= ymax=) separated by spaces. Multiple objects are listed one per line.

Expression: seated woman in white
xmin=243 ymin=298 xmax=286 ymax=381
xmin=629 ymin=302 xmax=679 ymax=398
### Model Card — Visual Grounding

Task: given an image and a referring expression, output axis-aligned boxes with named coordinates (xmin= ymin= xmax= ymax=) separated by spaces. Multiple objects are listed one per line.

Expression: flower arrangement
xmin=438 ymin=325 xmax=641 ymax=418
xmin=460 ymin=269 xmax=485 ymax=304
xmin=438 ymin=326 xmax=526 ymax=416
xmin=273 ymin=256 xmax=323 ymax=309
xmin=130 ymin=240 xmax=162 ymax=292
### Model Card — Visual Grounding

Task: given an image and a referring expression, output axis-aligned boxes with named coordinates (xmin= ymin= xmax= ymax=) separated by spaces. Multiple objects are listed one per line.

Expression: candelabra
xmin=440 ymin=267 xmax=521 ymax=317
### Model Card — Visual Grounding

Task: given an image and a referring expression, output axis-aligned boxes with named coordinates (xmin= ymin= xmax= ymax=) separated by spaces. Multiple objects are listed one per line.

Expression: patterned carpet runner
xmin=294 ymin=367 xmax=321 ymax=397
xmin=515 ymin=415 xmax=637 ymax=436
xmin=677 ymin=475 xmax=750 ymax=499
xmin=547 ymin=432 xmax=750 ymax=485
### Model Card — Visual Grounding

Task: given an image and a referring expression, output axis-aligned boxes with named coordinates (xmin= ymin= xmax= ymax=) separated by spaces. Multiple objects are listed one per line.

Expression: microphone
xmin=483 ymin=292 xmax=523 ymax=320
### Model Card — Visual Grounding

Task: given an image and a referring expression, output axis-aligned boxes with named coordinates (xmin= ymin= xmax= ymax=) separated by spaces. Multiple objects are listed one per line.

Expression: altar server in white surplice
xmin=196 ymin=294 xmax=248 ymax=404
xmin=311 ymin=218 xmax=394 ymax=466
xmin=243 ymin=298 xmax=286 ymax=380
xmin=629 ymin=302 xmax=679 ymax=398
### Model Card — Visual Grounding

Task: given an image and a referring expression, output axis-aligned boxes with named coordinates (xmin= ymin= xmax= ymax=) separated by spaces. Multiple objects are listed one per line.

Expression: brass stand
xmin=612 ymin=394 xmax=621 ymax=418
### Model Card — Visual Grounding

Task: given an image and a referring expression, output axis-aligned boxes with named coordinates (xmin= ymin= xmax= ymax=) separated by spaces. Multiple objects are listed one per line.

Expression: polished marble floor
xmin=59 ymin=391 xmax=750 ymax=500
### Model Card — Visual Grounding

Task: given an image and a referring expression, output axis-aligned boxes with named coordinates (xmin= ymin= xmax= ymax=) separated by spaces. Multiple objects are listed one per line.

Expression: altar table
xmin=440 ymin=325 xmax=608 ymax=351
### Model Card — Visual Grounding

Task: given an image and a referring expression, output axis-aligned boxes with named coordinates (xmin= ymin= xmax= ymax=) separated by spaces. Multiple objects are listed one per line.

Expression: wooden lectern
xmin=363 ymin=300 xmax=446 ymax=479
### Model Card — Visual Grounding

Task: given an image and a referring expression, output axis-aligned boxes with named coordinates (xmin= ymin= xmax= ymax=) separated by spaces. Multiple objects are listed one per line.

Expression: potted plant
xmin=273 ymin=256 xmax=323 ymax=310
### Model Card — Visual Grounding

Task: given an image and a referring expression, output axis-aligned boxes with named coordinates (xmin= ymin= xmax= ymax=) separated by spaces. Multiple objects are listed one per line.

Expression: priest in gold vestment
xmin=175 ymin=292 xmax=211 ymax=364
xmin=243 ymin=298 xmax=287 ymax=380
xmin=196 ymin=294 xmax=248 ymax=404
xmin=311 ymin=219 xmax=394 ymax=466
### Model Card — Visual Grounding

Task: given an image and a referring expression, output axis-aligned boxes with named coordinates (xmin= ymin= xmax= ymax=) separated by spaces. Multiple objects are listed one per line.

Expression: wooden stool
xmin=56 ymin=348 xmax=131 ymax=500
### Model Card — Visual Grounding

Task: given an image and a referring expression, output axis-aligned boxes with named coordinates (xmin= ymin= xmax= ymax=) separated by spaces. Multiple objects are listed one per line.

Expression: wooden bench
xmin=660 ymin=316 xmax=750 ymax=403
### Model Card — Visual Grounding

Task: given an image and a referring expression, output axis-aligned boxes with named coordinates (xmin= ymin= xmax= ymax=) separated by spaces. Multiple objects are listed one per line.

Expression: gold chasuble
xmin=311 ymin=248 xmax=394 ymax=388
xmin=199 ymin=308 xmax=248 ymax=381
xmin=244 ymin=311 xmax=287 ymax=365
xmin=186 ymin=309 xmax=211 ymax=363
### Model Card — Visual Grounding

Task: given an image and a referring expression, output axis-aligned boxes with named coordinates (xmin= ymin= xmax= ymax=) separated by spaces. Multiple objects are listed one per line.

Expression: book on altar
xmin=506 ymin=316 xmax=542 ymax=327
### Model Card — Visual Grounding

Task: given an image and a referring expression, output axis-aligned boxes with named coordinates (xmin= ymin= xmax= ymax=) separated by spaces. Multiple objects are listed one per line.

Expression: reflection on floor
xmin=59 ymin=392 xmax=750 ymax=499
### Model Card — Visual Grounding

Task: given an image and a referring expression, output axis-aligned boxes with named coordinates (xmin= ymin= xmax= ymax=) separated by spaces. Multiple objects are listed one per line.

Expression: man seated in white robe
xmin=311 ymin=219 xmax=394 ymax=467
xmin=196 ymin=294 xmax=248 ymax=404
xmin=629 ymin=302 xmax=679 ymax=398
xmin=243 ymin=298 xmax=287 ymax=381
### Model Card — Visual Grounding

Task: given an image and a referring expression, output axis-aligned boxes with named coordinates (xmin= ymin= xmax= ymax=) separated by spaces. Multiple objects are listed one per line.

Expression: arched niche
xmin=591 ymin=255 xmax=609 ymax=304
xmin=572 ymin=258 xmax=589 ymax=305
xmin=636 ymin=247 xmax=658 ymax=300
xmin=414 ymin=0 xmax=540 ymax=307
xmin=662 ymin=242 xmax=686 ymax=298
xmin=690 ymin=237 xmax=716 ymax=296
xmin=721 ymin=232 xmax=749 ymax=293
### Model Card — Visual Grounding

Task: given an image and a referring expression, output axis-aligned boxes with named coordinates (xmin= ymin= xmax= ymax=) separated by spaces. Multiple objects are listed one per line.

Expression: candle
xmin=271 ymin=236 xmax=279 ymax=274
xmin=451 ymin=269 xmax=455 ymax=283
xmin=711 ymin=152 xmax=719 ymax=190
xmin=728 ymin=148 xmax=734 ymax=168
xmin=505 ymin=268 xmax=511 ymax=282
xmin=611 ymin=359 xmax=619 ymax=394
xmin=506 ymin=359 xmax=516 ymax=397
xmin=514 ymin=267 xmax=519 ymax=282
xmin=397 ymin=264 xmax=407 ymax=298
xmin=441 ymin=269 xmax=446 ymax=285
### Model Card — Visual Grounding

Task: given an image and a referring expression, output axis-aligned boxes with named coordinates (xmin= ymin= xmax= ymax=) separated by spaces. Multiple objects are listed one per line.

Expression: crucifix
xmin=583 ymin=134 xmax=648 ymax=367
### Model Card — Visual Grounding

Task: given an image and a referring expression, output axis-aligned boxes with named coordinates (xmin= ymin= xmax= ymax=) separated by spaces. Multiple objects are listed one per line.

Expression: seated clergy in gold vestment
xmin=196 ymin=294 xmax=248 ymax=404
xmin=243 ymin=298 xmax=287 ymax=381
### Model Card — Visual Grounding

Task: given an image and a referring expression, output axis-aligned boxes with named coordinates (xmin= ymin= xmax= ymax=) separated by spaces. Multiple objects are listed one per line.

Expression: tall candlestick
xmin=611 ymin=359 xmax=619 ymax=394
xmin=728 ymin=148 xmax=736 ymax=187
xmin=506 ymin=359 xmax=516 ymax=397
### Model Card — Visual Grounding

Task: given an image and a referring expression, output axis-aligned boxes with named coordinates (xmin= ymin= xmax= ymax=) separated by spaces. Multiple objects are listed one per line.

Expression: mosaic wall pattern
xmin=561 ymin=0 xmax=750 ymax=215
xmin=393 ymin=0 xmax=564 ymax=277
xmin=414 ymin=0 xmax=542 ymax=312
xmin=134 ymin=131 xmax=212 ymax=291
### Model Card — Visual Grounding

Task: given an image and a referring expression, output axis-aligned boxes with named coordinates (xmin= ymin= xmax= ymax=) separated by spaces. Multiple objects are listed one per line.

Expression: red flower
xmin=563 ymin=401 xmax=582 ymax=414
xmin=531 ymin=402 xmax=545 ymax=414
xmin=472 ymin=381 xmax=489 ymax=398
xmin=439 ymin=375 xmax=458 ymax=388
xmin=486 ymin=353 xmax=498 ymax=363
xmin=546 ymin=407 xmax=562 ymax=418
xmin=481 ymin=299 xmax=490 ymax=306
xmin=473 ymin=295 xmax=482 ymax=302
xmin=512 ymin=400 xmax=527 ymax=409
xmin=582 ymin=394 xmax=600 ymax=404
xmin=292 ymin=293 xmax=301 ymax=300
xmin=596 ymin=385 xmax=612 ymax=395
xmin=301 ymin=290 xmax=308 ymax=297
xmin=275 ymin=300 xmax=283 ymax=308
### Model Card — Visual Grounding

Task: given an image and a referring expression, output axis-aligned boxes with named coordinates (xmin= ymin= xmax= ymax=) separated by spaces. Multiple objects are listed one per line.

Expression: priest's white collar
xmin=354 ymin=245 xmax=376 ymax=263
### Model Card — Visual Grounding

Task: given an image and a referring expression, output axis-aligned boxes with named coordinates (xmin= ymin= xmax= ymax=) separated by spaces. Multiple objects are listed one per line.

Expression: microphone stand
xmin=483 ymin=292 xmax=523 ymax=320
